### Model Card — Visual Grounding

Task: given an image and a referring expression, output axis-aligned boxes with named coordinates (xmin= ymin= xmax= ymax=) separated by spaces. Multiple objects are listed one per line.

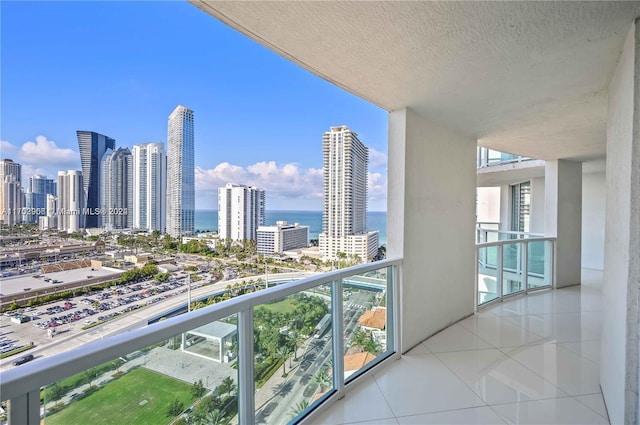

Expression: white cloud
xmin=0 ymin=140 xmax=19 ymax=157
xmin=1 ymin=136 xmax=80 ymax=180
xmin=368 ymin=147 xmax=388 ymax=169
xmin=196 ymin=161 xmax=324 ymax=202
xmin=196 ymin=160 xmax=388 ymax=210
xmin=368 ymin=171 xmax=387 ymax=201
xmin=19 ymin=136 xmax=78 ymax=165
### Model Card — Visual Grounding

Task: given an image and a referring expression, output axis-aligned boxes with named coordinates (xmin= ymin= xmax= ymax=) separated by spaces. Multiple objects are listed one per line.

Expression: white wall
xmin=529 ymin=177 xmax=545 ymax=234
xmin=582 ymin=171 xmax=605 ymax=270
xmin=602 ymin=22 xmax=639 ymax=425
xmin=476 ymin=187 xmax=500 ymax=223
xmin=544 ymin=160 xmax=582 ymax=288
xmin=388 ymin=108 xmax=476 ymax=352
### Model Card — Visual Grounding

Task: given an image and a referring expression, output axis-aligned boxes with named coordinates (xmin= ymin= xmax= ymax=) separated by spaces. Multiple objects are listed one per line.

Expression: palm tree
xmin=350 ymin=330 xmax=369 ymax=350
xmin=312 ymin=370 xmax=332 ymax=392
xmin=288 ymin=400 xmax=310 ymax=418
xmin=277 ymin=345 xmax=291 ymax=375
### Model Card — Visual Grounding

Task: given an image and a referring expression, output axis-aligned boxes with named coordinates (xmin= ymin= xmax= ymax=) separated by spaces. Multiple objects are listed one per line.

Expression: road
xmin=0 ymin=271 xmax=316 ymax=372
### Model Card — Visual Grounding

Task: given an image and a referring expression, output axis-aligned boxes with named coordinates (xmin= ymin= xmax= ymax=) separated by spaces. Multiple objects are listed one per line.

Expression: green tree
xmin=277 ymin=345 xmax=291 ymax=376
xmin=288 ymin=400 xmax=310 ymax=418
xmin=217 ymin=376 xmax=236 ymax=398
xmin=312 ymin=370 xmax=332 ymax=392
xmin=48 ymin=383 xmax=66 ymax=406
xmin=166 ymin=399 xmax=185 ymax=418
xmin=191 ymin=379 xmax=206 ymax=398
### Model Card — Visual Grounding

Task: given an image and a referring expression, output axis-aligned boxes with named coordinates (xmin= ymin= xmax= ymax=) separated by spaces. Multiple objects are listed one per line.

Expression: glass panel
xmin=478 ymin=246 xmax=499 ymax=305
xmin=528 ymin=240 xmax=553 ymax=289
xmin=42 ymin=314 xmax=238 ymax=425
xmin=343 ymin=266 xmax=392 ymax=383
xmin=254 ymin=285 xmax=332 ymax=424
xmin=503 ymin=242 xmax=524 ymax=295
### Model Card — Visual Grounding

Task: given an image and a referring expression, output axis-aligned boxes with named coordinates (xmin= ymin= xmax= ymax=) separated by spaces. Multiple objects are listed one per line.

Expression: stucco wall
xmin=388 ymin=108 xmax=476 ymax=352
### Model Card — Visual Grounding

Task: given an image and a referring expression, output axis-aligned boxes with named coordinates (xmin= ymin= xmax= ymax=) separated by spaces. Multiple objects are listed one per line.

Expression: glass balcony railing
xmin=477 ymin=147 xmax=532 ymax=168
xmin=476 ymin=238 xmax=555 ymax=308
xmin=1 ymin=259 xmax=400 ymax=425
xmin=476 ymin=227 xmax=544 ymax=244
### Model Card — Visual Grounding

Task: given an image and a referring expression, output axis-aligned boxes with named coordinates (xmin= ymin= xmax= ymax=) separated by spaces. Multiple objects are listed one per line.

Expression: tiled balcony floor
xmin=309 ymin=270 xmax=608 ymax=425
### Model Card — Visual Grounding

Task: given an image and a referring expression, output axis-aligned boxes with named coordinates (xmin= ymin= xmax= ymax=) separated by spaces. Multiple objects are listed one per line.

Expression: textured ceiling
xmin=190 ymin=1 xmax=640 ymax=161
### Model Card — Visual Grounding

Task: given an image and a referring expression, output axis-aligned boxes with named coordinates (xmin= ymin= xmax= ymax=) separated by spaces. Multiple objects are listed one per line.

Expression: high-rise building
xmin=24 ymin=175 xmax=56 ymax=223
xmin=319 ymin=126 xmax=379 ymax=262
xmin=218 ymin=183 xmax=265 ymax=242
xmin=100 ymin=148 xmax=133 ymax=230
xmin=77 ymin=131 xmax=116 ymax=228
xmin=57 ymin=170 xmax=83 ymax=233
xmin=132 ymin=143 xmax=166 ymax=233
xmin=39 ymin=194 xmax=58 ymax=231
xmin=166 ymin=105 xmax=195 ymax=238
xmin=0 ymin=158 xmax=23 ymax=225
xmin=257 ymin=221 xmax=309 ymax=255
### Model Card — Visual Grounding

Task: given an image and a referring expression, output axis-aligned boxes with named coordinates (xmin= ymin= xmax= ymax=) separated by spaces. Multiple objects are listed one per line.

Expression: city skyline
xmin=0 ymin=1 xmax=388 ymax=211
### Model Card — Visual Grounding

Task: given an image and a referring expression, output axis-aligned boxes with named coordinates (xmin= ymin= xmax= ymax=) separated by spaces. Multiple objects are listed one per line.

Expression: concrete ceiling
xmin=190 ymin=1 xmax=640 ymax=161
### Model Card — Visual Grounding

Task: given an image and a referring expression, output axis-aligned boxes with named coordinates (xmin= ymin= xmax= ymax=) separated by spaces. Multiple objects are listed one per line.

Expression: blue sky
xmin=0 ymin=1 xmax=388 ymax=211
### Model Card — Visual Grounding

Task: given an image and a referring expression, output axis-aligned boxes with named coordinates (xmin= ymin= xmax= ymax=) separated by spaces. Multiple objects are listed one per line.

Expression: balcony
xmin=1 ymin=259 xmax=400 ymax=425
xmin=2 ymin=235 xmax=566 ymax=425
xmin=308 ymin=269 xmax=606 ymax=425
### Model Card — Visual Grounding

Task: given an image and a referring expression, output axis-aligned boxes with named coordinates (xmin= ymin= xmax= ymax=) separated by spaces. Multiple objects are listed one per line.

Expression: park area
xmin=45 ymin=367 xmax=194 ymax=425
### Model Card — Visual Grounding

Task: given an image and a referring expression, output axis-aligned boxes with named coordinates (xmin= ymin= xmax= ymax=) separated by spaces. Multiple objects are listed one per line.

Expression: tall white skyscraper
xmin=319 ymin=126 xmax=379 ymax=262
xmin=57 ymin=170 xmax=83 ymax=233
xmin=0 ymin=158 xmax=23 ymax=225
xmin=166 ymin=105 xmax=195 ymax=237
xmin=132 ymin=143 xmax=166 ymax=233
xmin=100 ymin=147 xmax=133 ymax=230
xmin=218 ymin=183 xmax=265 ymax=242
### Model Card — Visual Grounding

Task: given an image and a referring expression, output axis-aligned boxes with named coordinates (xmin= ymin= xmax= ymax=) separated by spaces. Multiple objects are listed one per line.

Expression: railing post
xmin=474 ymin=246 xmax=480 ymax=312
xmin=332 ymin=278 xmax=345 ymax=397
xmin=497 ymin=244 xmax=504 ymax=301
xmin=522 ymin=241 xmax=529 ymax=292
xmin=389 ymin=265 xmax=400 ymax=356
xmin=8 ymin=389 xmax=39 ymax=425
xmin=237 ymin=308 xmax=255 ymax=425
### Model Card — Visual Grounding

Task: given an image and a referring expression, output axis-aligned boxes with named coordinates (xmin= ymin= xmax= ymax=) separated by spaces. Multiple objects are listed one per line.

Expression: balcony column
xmin=544 ymin=159 xmax=582 ymax=287
xmin=602 ymin=20 xmax=640 ymax=425
xmin=388 ymin=107 xmax=477 ymax=352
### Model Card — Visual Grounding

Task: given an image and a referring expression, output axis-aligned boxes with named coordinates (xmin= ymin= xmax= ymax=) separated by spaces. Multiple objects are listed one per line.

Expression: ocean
xmin=195 ymin=210 xmax=387 ymax=245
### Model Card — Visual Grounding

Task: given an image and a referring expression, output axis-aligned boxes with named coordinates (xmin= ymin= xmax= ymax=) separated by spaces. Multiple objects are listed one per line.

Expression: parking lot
xmin=1 ymin=275 xmax=209 ymax=360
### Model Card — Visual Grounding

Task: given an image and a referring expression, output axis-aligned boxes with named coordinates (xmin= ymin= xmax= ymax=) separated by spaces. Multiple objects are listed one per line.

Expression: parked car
xmin=12 ymin=354 xmax=34 ymax=366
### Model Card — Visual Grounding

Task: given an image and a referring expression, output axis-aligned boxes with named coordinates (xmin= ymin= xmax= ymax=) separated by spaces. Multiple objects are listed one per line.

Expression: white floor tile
xmin=306 ymin=377 xmax=396 ymax=425
xmin=404 ymin=341 xmax=431 ymax=356
xmin=558 ymin=339 xmax=601 ymax=364
xmin=574 ymin=393 xmax=609 ymax=420
xmin=523 ymin=311 xmax=602 ymax=343
xmin=396 ymin=406 xmax=507 ymax=424
xmin=503 ymin=343 xmax=601 ymax=396
xmin=490 ymin=397 xmax=609 ymax=424
xmin=436 ymin=348 xmax=567 ymax=405
xmin=423 ymin=323 xmax=494 ymax=353
xmin=458 ymin=315 xmax=548 ymax=348
xmin=373 ymin=354 xmax=485 ymax=417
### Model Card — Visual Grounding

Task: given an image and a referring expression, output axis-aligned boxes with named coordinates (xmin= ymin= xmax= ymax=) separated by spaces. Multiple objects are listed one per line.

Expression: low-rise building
xmin=257 ymin=221 xmax=309 ymax=255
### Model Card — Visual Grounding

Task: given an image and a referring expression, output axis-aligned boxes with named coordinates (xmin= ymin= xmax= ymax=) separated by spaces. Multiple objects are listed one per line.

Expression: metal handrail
xmin=476 ymin=236 xmax=556 ymax=248
xmin=1 ymin=258 xmax=401 ymax=407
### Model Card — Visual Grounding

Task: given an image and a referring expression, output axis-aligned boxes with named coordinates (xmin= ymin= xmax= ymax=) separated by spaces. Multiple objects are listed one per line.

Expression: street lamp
xmin=264 ymin=258 xmax=269 ymax=289
xmin=187 ymin=273 xmax=192 ymax=312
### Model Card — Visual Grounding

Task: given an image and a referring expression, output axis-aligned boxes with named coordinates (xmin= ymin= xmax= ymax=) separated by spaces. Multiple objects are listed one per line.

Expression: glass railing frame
xmin=1 ymin=258 xmax=402 ymax=425
xmin=476 ymin=227 xmax=544 ymax=244
xmin=475 ymin=238 xmax=555 ymax=310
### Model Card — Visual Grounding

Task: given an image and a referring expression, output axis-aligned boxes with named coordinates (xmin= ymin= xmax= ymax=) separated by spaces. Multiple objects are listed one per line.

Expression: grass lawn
xmin=46 ymin=368 xmax=194 ymax=425
xmin=257 ymin=298 xmax=296 ymax=315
